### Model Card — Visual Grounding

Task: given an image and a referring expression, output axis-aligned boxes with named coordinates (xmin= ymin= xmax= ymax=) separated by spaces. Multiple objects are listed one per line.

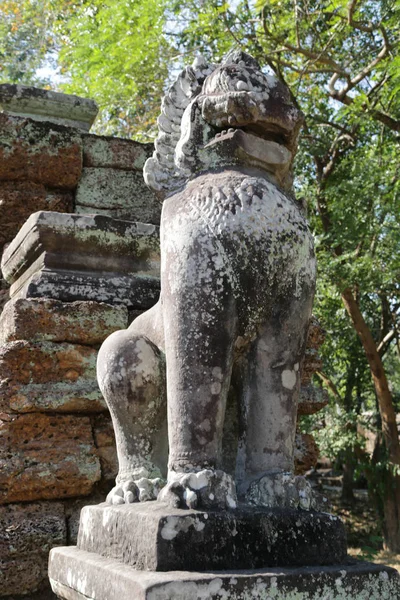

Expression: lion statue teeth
xmin=97 ymin=50 xmax=317 ymax=510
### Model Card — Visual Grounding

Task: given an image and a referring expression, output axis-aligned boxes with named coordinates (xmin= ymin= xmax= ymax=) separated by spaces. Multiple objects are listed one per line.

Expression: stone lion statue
xmin=97 ymin=50 xmax=317 ymax=510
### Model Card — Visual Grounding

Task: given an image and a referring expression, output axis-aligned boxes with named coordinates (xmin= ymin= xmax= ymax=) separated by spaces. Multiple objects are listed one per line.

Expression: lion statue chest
xmin=161 ymin=167 xmax=315 ymax=337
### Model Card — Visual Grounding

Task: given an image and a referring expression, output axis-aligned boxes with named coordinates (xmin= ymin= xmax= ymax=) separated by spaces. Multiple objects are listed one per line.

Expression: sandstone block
xmin=307 ymin=315 xmax=326 ymax=350
xmin=0 ymin=298 xmax=128 ymax=345
xmin=0 ymin=340 xmax=105 ymax=412
xmin=0 ymin=501 xmax=66 ymax=596
xmin=2 ymin=211 xmax=160 ymax=285
xmin=294 ymin=432 xmax=319 ymax=475
xmin=83 ymin=134 xmax=153 ymax=170
xmin=0 ymin=413 xmax=101 ymax=503
xmin=1 ymin=211 xmax=160 ymax=309
xmin=75 ymin=167 xmax=161 ymax=224
xmin=9 ymin=269 xmax=160 ymax=310
xmin=0 ymin=113 xmax=82 ymax=188
xmin=301 ymin=347 xmax=323 ymax=385
xmin=298 ymin=384 xmax=329 ymax=416
xmin=0 ymin=181 xmax=73 ymax=247
xmin=0 ymin=83 xmax=98 ymax=131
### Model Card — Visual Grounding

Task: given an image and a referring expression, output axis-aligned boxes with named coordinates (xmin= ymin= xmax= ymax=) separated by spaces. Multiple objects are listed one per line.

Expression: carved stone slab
xmin=49 ymin=546 xmax=400 ymax=600
xmin=77 ymin=503 xmax=347 ymax=572
xmin=1 ymin=211 xmax=160 ymax=308
xmin=0 ymin=84 xmax=98 ymax=131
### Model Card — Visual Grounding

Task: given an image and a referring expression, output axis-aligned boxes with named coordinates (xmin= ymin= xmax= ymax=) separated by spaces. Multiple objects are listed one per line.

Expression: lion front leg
xmin=158 ymin=200 xmax=238 ymax=509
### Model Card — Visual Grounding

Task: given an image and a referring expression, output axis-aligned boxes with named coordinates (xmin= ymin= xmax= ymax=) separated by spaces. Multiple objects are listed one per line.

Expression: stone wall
xmin=0 ymin=94 xmax=327 ymax=598
xmin=0 ymin=104 xmax=160 ymax=598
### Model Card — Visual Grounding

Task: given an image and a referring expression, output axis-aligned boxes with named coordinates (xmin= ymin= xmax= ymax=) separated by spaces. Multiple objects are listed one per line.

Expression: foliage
xmin=0 ymin=0 xmax=57 ymax=85
xmin=55 ymin=0 xmax=174 ymax=138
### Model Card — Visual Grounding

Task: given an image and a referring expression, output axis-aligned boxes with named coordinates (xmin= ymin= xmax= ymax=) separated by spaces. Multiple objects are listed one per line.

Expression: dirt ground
xmin=327 ymin=487 xmax=400 ymax=572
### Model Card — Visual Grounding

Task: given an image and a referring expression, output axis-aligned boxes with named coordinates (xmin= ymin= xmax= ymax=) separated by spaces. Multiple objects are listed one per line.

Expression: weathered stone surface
xmin=0 ymin=413 xmax=101 ymax=503
xmin=0 ymin=181 xmax=73 ymax=247
xmin=0 ymin=114 xmax=82 ymax=188
xmin=307 ymin=315 xmax=326 ymax=350
xmin=9 ymin=269 xmax=160 ymax=310
xmin=294 ymin=432 xmax=319 ymax=475
xmin=0 ymin=501 xmax=66 ymax=596
xmin=83 ymin=134 xmax=153 ymax=170
xmin=301 ymin=348 xmax=323 ymax=385
xmin=92 ymin=414 xmax=118 ymax=481
xmin=298 ymin=384 xmax=329 ymax=416
xmin=0 ymin=340 xmax=105 ymax=412
xmin=0 ymin=84 xmax=98 ymax=131
xmin=0 ymin=298 xmax=128 ymax=345
xmin=65 ymin=492 xmax=111 ymax=546
xmin=2 ymin=211 xmax=160 ymax=286
xmin=49 ymin=547 xmax=400 ymax=600
xmin=75 ymin=167 xmax=161 ymax=224
xmin=0 ymin=278 xmax=10 ymax=314
xmin=77 ymin=503 xmax=347 ymax=571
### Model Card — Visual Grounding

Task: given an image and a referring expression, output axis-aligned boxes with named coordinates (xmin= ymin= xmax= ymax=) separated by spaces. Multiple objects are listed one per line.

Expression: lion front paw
xmin=106 ymin=476 xmax=165 ymax=505
xmin=157 ymin=469 xmax=237 ymax=510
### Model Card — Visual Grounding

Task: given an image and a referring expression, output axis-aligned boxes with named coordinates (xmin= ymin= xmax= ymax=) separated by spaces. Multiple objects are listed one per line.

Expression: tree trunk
xmin=341 ymin=287 xmax=400 ymax=551
xmin=341 ymin=448 xmax=355 ymax=503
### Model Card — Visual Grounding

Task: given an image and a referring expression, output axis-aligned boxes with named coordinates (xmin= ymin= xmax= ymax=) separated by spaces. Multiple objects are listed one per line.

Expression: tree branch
xmin=315 ymin=371 xmax=342 ymax=400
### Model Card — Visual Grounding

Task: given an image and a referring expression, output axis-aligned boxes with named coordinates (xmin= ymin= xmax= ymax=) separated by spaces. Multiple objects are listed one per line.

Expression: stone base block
xmin=49 ymin=546 xmax=400 ymax=600
xmin=77 ymin=503 xmax=347 ymax=571
xmin=10 ymin=268 xmax=160 ymax=309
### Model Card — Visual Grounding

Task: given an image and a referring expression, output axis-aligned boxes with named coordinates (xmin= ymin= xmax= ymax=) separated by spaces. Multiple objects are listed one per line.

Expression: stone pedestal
xmin=77 ymin=503 xmax=347 ymax=571
xmin=0 ymin=83 xmax=98 ymax=131
xmin=48 ymin=501 xmax=400 ymax=599
xmin=49 ymin=546 xmax=400 ymax=600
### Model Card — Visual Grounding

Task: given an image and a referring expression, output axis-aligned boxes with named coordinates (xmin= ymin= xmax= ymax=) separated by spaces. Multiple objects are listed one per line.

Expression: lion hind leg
xmin=97 ymin=311 xmax=167 ymax=504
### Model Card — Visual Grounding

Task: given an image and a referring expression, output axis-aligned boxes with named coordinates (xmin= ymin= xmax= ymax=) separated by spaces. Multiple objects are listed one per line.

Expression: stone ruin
xmin=0 ymin=54 xmax=399 ymax=600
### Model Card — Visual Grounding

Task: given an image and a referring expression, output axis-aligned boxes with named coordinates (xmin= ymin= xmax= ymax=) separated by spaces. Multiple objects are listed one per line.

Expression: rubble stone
xmin=0 ymin=501 xmax=66 ymax=596
xmin=0 ymin=114 xmax=82 ymax=189
xmin=0 ymin=413 xmax=101 ymax=503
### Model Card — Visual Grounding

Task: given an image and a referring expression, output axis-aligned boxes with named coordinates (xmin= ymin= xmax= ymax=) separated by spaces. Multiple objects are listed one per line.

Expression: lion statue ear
xmin=221 ymin=48 xmax=261 ymax=70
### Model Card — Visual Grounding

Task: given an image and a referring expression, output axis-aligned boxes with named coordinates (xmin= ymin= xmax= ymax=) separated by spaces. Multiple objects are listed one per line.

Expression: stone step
xmin=49 ymin=547 xmax=400 ymax=600
xmin=77 ymin=502 xmax=347 ymax=572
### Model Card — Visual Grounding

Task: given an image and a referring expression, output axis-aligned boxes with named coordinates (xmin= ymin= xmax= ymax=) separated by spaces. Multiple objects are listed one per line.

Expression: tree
xmin=55 ymin=0 xmax=175 ymax=137
xmin=0 ymin=0 xmax=56 ymax=85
